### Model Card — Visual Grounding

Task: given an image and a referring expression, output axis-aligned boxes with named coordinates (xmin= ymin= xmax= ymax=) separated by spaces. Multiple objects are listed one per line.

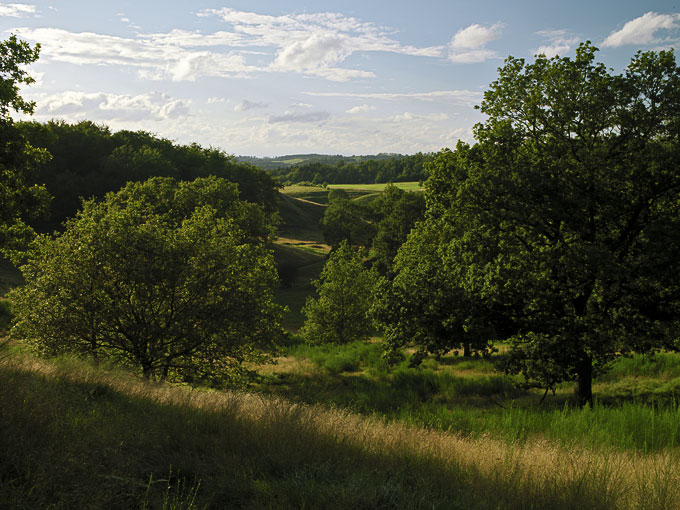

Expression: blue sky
xmin=2 ymin=1 xmax=679 ymax=156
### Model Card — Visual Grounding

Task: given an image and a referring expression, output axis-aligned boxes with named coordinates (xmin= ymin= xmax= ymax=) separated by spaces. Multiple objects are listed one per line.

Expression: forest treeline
xmin=266 ymin=152 xmax=433 ymax=185
xmin=16 ymin=120 xmax=281 ymax=231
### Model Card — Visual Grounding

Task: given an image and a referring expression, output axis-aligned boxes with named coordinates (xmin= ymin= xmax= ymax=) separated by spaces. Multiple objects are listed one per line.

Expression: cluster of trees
xmin=5 ymin=33 xmax=680 ymax=407
xmin=320 ymin=184 xmax=426 ymax=274
xmin=16 ymin=120 xmax=281 ymax=232
xmin=268 ymin=153 xmax=433 ymax=185
xmin=304 ymin=43 xmax=680 ymax=407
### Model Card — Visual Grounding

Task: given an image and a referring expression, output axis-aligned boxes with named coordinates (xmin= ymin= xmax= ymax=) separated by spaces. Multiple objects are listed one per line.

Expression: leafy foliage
xmin=16 ymin=120 xmax=281 ymax=231
xmin=320 ymin=190 xmax=375 ymax=249
xmin=10 ymin=177 xmax=283 ymax=383
xmin=368 ymin=183 xmax=425 ymax=274
xmin=0 ymin=35 xmax=50 ymax=254
xmin=379 ymin=43 xmax=680 ymax=405
xmin=300 ymin=241 xmax=377 ymax=344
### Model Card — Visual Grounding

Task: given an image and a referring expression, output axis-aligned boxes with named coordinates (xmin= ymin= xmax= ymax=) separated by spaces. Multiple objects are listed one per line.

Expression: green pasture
xmin=327 ymin=181 xmax=423 ymax=192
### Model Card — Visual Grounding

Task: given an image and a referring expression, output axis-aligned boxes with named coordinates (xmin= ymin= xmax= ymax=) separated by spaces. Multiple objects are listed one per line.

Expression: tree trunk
xmin=142 ymin=363 xmax=153 ymax=380
xmin=574 ymin=356 xmax=593 ymax=407
xmin=463 ymin=342 xmax=471 ymax=357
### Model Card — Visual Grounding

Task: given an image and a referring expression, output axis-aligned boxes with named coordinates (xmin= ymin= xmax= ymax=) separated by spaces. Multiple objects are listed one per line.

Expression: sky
xmin=1 ymin=1 xmax=679 ymax=157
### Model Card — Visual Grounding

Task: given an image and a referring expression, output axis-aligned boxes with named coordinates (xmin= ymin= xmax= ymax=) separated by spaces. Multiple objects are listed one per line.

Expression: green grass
xmin=3 ymin=350 xmax=679 ymax=510
xmin=259 ymin=340 xmax=680 ymax=454
xmin=327 ymin=182 xmax=424 ymax=192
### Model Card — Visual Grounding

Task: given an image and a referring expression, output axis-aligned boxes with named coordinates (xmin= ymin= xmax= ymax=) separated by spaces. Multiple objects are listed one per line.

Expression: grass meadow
xmin=327 ymin=182 xmax=424 ymax=192
xmin=1 ymin=347 xmax=679 ymax=510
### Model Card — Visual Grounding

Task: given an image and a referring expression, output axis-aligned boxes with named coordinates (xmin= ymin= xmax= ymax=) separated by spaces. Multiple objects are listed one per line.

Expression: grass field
xmin=327 ymin=182 xmax=424 ymax=192
xmin=1 ymin=349 xmax=679 ymax=509
xmin=259 ymin=340 xmax=680 ymax=454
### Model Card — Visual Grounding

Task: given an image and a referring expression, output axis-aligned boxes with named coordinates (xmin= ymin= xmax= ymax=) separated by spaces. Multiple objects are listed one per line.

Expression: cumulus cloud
xmin=448 ymin=23 xmax=502 ymax=63
xmin=234 ymin=99 xmax=268 ymax=112
xmin=14 ymin=8 xmax=443 ymax=82
xmin=346 ymin=104 xmax=375 ymax=114
xmin=33 ymin=91 xmax=191 ymax=122
xmin=533 ymin=29 xmax=580 ymax=57
xmin=269 ymin=110 xmax=330 ymax=123
xmin=0 ymin=3 xmax=36 ymax=17
xmin=15 ymin=28 xmax=254 ymax=82
xmin=602 ymin=12 xmax=680 ymax=47
xmin=201 ymin=7 xmax=442 ymax=80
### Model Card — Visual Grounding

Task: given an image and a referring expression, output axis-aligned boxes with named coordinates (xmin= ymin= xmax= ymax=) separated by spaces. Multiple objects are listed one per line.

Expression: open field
xmin=327 ymin=182 xmax=424 ymax=192
xmin=1 ymin=350 xmax=679 ymax=510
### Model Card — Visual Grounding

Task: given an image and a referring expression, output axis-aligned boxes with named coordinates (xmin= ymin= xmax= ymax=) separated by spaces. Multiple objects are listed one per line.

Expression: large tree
xmin=379 ymin=43 xmax=680 ymax=406
xmin=0 ymin=35 xmax=50 ymax=254
xmin=10 ymin=177 xmax=282 ymax=384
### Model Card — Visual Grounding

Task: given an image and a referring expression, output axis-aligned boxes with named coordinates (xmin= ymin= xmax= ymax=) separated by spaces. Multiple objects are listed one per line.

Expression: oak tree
xmin=379 ymin=43 xmax=680 ymax=405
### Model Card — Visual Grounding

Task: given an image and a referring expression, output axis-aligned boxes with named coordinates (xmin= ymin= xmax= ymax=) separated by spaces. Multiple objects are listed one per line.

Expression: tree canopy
xmin=300 ymin=241 xmax=377 ymax=344
xmin=10 ymin=177 xmax=283 ymax=384
xmin=16 ymin=120 xmax=281 ymax=232
xmin=0 ymin=35 xmax=50 ymax=254
xmin=378 ymin=43 xmax=680 ymax=406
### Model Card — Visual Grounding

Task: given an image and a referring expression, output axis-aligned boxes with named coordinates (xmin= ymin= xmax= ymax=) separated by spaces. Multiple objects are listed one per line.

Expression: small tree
xmin=300 ymin=241 xmax=376 ymax=344
xmin=369 ymin=183 xmax=425 ymax=275
xmin=10 ymin=177 xmax=283 ymax=384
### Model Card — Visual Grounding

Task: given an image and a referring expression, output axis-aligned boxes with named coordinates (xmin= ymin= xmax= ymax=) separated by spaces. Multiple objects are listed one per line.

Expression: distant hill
xmin=240 ymin=152 xmax=434 ymax=185
xmin=237 ymin=153 xmax=405 ymax=170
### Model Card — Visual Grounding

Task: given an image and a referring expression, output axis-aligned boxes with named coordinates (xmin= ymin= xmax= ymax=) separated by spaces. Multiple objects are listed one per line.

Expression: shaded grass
xmin=262 ymin=340 xmax=680 ymax=454
xmin=2 ymin=352 xmax=679 ymax=510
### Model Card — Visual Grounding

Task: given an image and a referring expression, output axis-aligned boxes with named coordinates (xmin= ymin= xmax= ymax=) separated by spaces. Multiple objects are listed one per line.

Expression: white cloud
xmin=33 ymin=90 xmax=191 ymax=122
xmin=450 ymin=23 xmax=502 ymax=49
xmin=305 ymin=89 xmax=482 ymax=106
xmin=346 ymin=104 xmax=375 ymax=114
xmin=602 ymin=12 xmax=680 ymax=47
xmin=387 ymin=112 xmax=449 ymax=122
xmin=448 ymin=23 xmax=502 ymax=63
xmin=15 ymin=28 xmax=255 ymax=82
xmin=0 ymin=3 xmax=36 ymax=17
xmin=448 ymin=49 xmax=498 ymax=63
xmin=533 ymin=29 xmax=579 ymax=57
xmin=234 ymin=99 xmax=268 ymax=112
xmin=201 ymin=7 xmax=442 ymax=81
xmin=269 ymin=110 xmax=330 ymax=123
xmin=14 ymin=7 xmax=442 ymax=83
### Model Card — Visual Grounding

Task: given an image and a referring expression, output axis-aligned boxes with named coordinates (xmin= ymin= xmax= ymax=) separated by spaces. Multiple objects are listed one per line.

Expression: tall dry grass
xmin=2 ymin=352 xmax=678 ymax=509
